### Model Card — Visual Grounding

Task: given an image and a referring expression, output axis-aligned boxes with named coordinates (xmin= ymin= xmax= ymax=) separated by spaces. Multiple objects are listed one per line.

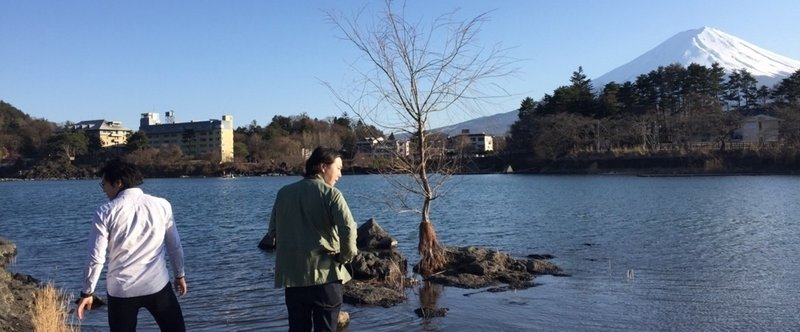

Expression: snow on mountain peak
xmin=438 ymin=27 xmax=800 ymax=137
xmin=594 ymin=27 xmax=800 ymax=87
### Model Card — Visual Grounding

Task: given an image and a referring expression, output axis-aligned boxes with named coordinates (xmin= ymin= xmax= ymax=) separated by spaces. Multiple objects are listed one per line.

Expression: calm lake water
xmin=2 ymin=174 xmax=799 ymax=331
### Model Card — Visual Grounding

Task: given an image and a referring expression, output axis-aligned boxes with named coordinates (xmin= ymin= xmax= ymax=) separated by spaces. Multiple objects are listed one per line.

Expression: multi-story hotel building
xmin=139 ymin=111 xmax=234 ymax=163
xmin=66 ymin=120 xmax=132 ymax=147
xmin=450 ymin=129 xmax=494 ymax=153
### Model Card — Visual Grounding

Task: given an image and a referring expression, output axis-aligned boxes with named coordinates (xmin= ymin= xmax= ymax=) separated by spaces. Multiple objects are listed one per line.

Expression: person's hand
xmin=175 ymin=277 xmax=188 ymax=297
xmin=77 ymin=295 xmax=94 ymax=320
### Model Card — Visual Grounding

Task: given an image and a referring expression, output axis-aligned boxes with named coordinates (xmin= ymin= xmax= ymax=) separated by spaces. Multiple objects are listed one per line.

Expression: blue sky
xmin=2 ymin=0 xmax=799 ymax=131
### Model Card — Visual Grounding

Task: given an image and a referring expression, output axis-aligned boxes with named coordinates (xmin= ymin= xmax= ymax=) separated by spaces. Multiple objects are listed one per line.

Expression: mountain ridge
xmin=594 ymin=26 xmax=800 ymax=88
xmin=433 ymin=27 xmax=800 ymax=137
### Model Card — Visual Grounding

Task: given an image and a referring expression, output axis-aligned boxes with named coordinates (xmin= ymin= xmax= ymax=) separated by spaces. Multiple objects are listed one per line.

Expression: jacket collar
xmin=115 ymin=187 xmax=144 ymax=200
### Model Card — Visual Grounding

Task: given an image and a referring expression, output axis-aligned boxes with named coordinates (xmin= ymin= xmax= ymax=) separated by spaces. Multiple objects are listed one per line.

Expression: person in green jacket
xmin=268 ymin=146 xmax=358 ymax=332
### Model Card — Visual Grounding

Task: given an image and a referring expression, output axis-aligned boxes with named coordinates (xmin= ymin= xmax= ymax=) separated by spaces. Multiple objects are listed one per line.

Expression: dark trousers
xmin=107 ymin=282 xmax=186 ymax=332
xmin=285 ymin=281 xmax=342 ymax=332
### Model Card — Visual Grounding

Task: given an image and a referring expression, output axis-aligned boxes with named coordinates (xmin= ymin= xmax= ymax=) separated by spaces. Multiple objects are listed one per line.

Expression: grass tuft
xmin=31 ymin=283 xmax=79 ymax=332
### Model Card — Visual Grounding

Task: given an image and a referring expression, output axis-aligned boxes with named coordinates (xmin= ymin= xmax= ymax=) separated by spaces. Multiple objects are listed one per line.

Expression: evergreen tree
xmin=659 ymin=64 xmax=686 ymax=115
xmin=125 ymin=131 xmax=149 ymax=152
xmin=47 ymin=130 xmax=89 ymax=161
xmin=756 ymin=85 xmax=771 ymax=107
xmin=598 ymin=82 xmax=621 ymax=117
xmin=634 ymin=72 xmax=660 ymax=112
xmin=508 ymin=97 xmax=537 ymax=153
xmin=709 ymin=63 xmax=727 ymax=107
xmin=616 ymin=82 xmax=639 ymax=115
xmin=772 ymin=69 xmax=800 ymax=106
xmin=738 ymin=69 xmax=759 ymax=110
xmin=567 ymin=66 xmax=596 ymax=116
xmin=723 ymin=69 xmax=743 ymax=109
xmin=684 ymin=63 xmax=709 ymax=94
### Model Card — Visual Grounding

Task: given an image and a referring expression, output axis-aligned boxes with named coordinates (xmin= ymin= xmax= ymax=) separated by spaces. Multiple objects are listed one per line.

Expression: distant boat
xmin=221 ymin=172 xmax=236 ymax=179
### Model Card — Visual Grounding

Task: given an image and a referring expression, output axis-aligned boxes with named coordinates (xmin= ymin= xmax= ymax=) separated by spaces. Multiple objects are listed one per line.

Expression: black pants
xmin=285 ymin=281 xmax=342 ymax=332
xmin=107 ymin=282 xmax=186 ymax=332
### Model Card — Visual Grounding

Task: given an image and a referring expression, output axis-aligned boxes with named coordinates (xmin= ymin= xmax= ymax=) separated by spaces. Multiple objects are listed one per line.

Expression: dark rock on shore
xmin=258 ymin=220 xmax=567 ymax=309
xmin=424 ymin=246 xmax=565 ymax=290
xmin=342 ymin=280 xmax=406 ymax=307
xmin=356 ymin=218 xmax=398 ymax=250
xmin=342 ymin=219 xmax=409 ymax=307
xmin=527 ymin=254 xmax=555 ymax=260
xmin=0 ymin=236 xmax=40 ymax=332
xmin=348 ymin=250 xmax=407 ymax=281
xmin=0 ymin=237 xmax=16 ymax=267
xmin=258 ymin=218 xmax=411 ymax=307
xmin=257 ymin=232 xmax=275 ymax=250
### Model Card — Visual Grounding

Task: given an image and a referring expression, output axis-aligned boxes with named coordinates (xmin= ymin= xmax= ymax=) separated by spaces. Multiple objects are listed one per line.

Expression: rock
xmin=12 ymin=273 xmax=39 ymax=284
xmin=349 ymin=219 xmax=408 ymax=281
xmin=356 ymin=218 xmax=397 ymax=250
xmin=527 ymin=254 xmax=555 ymax=260
xmin=423 ymin=246 xmax=564 ymax=291
xmin=259 ymin=218 xmax=410 ymax=307
xmin=525 ymin=259 xmax=563 ymax=275
xmin=0 ymin=237 xmax=38 ymax=332
xmin=0 ymin=236 xmax=16 ymax=266
xmin=257 ymin=232 xmax=276 ymax=250
xmin=343 ymin=280 xmax=406 ymax=307
xmin=341 ymin=219 xmax=411 ymax=307
xmin=348 ymin=250 xmax=407 ymax=281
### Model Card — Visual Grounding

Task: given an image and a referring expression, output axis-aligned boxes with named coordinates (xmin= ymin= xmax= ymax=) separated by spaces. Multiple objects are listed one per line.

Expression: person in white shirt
xmin=77 ymin=159 xmax=188 ymax=332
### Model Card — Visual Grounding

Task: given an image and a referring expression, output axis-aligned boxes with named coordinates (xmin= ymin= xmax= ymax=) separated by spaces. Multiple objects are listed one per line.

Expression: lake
xmin=2 ymin=174 xmax=799 ymax=331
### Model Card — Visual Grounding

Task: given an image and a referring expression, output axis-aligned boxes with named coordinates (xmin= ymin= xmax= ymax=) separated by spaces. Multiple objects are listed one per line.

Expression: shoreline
xmin=0 ymin=236 xmax=40 ymax=332
xmin=3 ymin=167 xmax=800 ymax=182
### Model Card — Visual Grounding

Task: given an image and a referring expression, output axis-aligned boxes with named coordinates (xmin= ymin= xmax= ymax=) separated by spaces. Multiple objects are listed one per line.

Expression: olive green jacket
xmin=268 ymin=175 xmax=358 ymax=288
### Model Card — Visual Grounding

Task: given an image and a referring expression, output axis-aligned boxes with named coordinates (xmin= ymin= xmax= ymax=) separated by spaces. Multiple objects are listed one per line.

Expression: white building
xmin=733 ymin=114 xmax=780 ymax=144
xmin=355 ymin=137 xmax=410 ymax=158
xmin=449 ymin=129 xmax=494 ymax=153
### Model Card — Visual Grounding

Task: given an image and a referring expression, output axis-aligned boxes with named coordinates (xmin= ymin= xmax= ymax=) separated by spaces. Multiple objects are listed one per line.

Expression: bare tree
xmin=326 ymin=0 xmax=514 ymax=276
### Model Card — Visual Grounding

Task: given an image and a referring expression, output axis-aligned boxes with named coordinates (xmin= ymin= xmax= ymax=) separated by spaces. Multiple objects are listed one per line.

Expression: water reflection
xmin=417 ymin=281 xmax=444 ymax=331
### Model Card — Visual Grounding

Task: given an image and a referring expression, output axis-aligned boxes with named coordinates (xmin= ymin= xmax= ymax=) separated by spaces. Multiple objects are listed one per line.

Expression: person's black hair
xmin=98 ymin=159 xmax=144 ymax=189
xmin=304 ymin=146 xmax=342 ymax=177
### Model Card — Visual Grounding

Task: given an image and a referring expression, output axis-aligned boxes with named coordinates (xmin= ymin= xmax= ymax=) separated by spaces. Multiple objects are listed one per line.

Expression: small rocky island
xmin=259 ymin=218 xmax=567 ymax=318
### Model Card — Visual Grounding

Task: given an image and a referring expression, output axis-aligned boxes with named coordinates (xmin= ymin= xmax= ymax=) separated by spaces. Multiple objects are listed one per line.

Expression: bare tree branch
xmin=324 ymin=0 xmax=516 ymax=276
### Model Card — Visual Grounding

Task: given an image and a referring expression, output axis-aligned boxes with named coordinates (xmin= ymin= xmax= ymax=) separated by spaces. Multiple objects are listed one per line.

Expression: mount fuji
xmin=436 ymin=27 xmax=800 ymax=137
xmin=593 ymin=26 xmax=800 ymax=89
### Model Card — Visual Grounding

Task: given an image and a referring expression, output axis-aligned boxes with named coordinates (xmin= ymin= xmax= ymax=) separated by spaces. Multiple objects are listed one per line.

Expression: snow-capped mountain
xmin=437 ymin=27 xmax=800 ymax=137
xmin=594 ymin=26 xmax=800 ymax=88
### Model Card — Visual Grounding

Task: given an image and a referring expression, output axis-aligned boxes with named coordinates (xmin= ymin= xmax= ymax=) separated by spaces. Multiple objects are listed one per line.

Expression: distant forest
xmin=0 ymin=100 xmax=384 ymax=178
xmin=2 ymin=63 xmax=800 ymax=178
xmin=506 ymin=64 xmax=800 ymax=173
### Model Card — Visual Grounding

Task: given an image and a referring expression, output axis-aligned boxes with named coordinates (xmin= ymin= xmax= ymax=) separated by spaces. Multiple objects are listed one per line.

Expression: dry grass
xmin=31 ymin=283 xmax=78 ymax=332
xmin=383 ymin=259 xmax=409 ymax=291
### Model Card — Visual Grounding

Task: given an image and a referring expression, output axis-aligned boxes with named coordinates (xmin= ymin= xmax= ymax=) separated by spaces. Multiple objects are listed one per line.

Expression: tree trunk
xmin=417 ymin=218 xmax=446 ymax=277
xmin=416 ymin=129 xmax=446 ymax=277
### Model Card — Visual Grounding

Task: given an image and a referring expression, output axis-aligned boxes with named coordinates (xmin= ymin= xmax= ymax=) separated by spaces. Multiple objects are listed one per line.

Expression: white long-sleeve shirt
xmin=82 ymin=188 xmax=185 ymax=297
